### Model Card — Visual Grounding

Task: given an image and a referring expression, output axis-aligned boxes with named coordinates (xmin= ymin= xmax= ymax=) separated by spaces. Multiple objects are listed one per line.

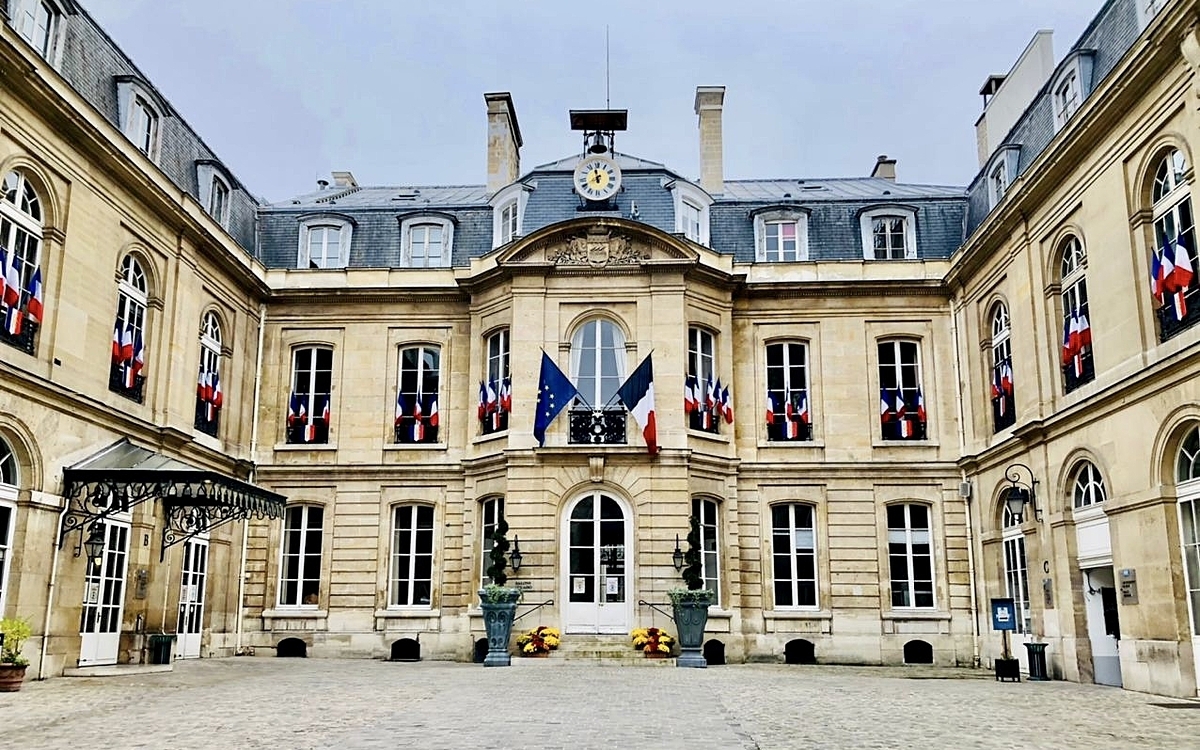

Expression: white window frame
xmin=754 ymin=209 xmax=809 ymax=262
xmin=197 ymin=310 xmax=222 ymax=428
xmin=288 ymin=346 xmax=333 ymax=444
xmin=400 ymin=215 xmax=454 ymax=268
xmin=277 ymin=504 xmax=323 ymax=608
xmin=770 ymin=502 xmax=819 ymax=610
xmin=985 ymin=146 xmax=1020 ymax=209
xmin=859 ymin=207 xmax=917 ymax=261
xmin=989 ymin=163 xmax=1008 ymax=206
xmin=1001 ymin=507 xmax=1032 ymax=634
xmin=389 ymin=504 xmax=435 ymax=608
xmin=1072 ymin=461 xmax=1107 ymax=510
xmin=887 ymin=503 xmax=936 ymax=610
xmin=0 ymin=170 xmax=43 ymax=317
xmin=11 ymin=0 xmax=64 ymax=65
xmin=666 ymin=180 xmax=712 ymax=247
xmin=196 ymin=162 xmax=233 ymax=228
xmin=570 ymin=318 xmax=627 ymax=408
xmin=765 ymin=340 xmax=811 ymax=442
xmin=693 ymin=497 xmax=720 ymax=605
xmin=480 ymin=497 xmax=504 ymax=583
xmin=1054 ymin=72 xmax=1080 ymax=127
xmin=1050 ymin=52 xmax=1095 ymax=132
xmin=396 ymin=344 xmax=440 ymax=444
xmin=0 ymin=437 xmax=17 ymax=617
xmin=489 ymin=183 xmax=529 ymax=249
xmin=297 ymin=217 xmax=352 ymax=269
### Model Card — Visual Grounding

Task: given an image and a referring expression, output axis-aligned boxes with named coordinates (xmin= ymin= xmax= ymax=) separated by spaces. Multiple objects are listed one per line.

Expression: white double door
xmin=78 ymin=520 xmax=130 ymax=666
xmin=176 ymin=538 xmax=209 ymax=659
xmin=562 ymin=492 xmax=631 ymax=634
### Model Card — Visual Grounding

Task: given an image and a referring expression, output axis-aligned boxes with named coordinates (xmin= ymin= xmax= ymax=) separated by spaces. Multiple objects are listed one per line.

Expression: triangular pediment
xmin=498 ymin=218 xmax=699 ymax=269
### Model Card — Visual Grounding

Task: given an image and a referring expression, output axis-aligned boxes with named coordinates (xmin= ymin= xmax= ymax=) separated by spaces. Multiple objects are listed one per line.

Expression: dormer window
xmin=129 ymin=96 xmax=158 ymax=157
xmin=1055 ymin=72 xmax=1080 ymax=123
xmin=667 ymin=180 xmax=711 ymax=246
xmin=400 ymin=215 xmax=454 ymax=268
xmin=490 ymin=182 xmax=529 ymax=249
xmin=297 ymin=216 xmax=353 ymax=269
xmin=1136 ymin=0 xmax=1168 ymax=29
xmin=1050 ymin=51 xmax=1095 ymax=132
xmin=499 ymin=202 xmax=518 ymax=244
xmin=11 ymin=0 xmax=59 ymax=61
xmin=196 ymin=160 xmax=235 ymax=228
xmin=985 ymin=146 xmax=1020 ymax=210
xmin=209 ymin=178 xmax=228 ymax=225
xmin=116 ymin=77 xmax=168 ymax=163
xmin=753 ymin=209 xmax=809 ymax=262
xmin=990 ymin=163 xmax=1008 ymax=203
xmin=859 ymin=207 xmax=917 ymax=260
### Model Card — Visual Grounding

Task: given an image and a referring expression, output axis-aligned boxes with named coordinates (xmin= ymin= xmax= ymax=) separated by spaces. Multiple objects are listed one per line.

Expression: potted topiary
xmin=0 ymin=616 xmax=32 ymax=692
xmin=479 ymin=517 xmax=521 ymax=667
xmin=669 ymin=515 xmax=715 ymax=668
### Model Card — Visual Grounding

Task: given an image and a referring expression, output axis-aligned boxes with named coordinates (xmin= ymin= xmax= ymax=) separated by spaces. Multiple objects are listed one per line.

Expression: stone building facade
xmin=2 ymin=0 xmax=1200 ymax=698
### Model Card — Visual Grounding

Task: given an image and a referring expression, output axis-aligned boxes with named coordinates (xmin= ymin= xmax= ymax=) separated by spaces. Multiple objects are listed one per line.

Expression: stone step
xmin=510 ymin=634 xmax=676 ymax=666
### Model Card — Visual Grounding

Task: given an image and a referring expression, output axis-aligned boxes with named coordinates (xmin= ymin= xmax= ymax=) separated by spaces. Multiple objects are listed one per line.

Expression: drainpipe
xmin=949 ymin=294 xmax=981 ymax=668
xmin=236 ymin=302 xmax=267 ymax=653
xmin=38 ymin=499 xmax=69 ymax=679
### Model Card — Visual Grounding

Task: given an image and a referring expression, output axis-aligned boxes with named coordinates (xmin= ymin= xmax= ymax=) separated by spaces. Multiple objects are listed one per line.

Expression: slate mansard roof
xmin=257 ymin=153 xmax=970 ymax=270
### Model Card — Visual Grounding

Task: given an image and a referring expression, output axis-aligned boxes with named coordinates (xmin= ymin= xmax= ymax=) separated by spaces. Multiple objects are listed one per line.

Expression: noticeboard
xmin=991 ymin=597 xmax=1017 ymax=631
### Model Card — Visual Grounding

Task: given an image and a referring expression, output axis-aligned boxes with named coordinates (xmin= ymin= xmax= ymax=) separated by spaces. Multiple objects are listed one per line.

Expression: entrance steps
xmin=512 ymin=634 xmax=674 ymax=667
xmin=64 ymin=663 xmax=172 ymax=677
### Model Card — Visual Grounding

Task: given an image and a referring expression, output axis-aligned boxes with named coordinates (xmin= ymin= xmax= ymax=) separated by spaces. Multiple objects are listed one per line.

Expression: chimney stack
xmin=331 ymin=171 xmax=357 ymax=188
xmin=694 ymin=86 xmax=725 ymax=195
xmin=485 ymin=92 xmax=523 ymax=195
xmin=870 ymin=155 xmax=896 ymax=181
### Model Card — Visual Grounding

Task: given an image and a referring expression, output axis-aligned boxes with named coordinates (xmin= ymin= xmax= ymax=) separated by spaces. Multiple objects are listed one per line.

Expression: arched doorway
xmin=1174 ymin=425 xmax=1200 ymax=694
xmin=562 ymin=491 xmax=631 ymax=633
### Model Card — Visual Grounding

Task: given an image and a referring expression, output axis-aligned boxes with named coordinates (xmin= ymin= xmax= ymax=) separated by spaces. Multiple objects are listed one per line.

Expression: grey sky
xmin=85 ymin=1 xmax=1099 ymax=202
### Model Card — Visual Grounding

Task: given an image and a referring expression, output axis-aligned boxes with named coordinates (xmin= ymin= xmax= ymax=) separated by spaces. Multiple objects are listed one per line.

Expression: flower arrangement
xmin=0 ymin=617 xmax=32 ymax=666
xmin=516 ymin=625 xmax=561 ymax=655
xmin=630 ymin=627 xmax=674 ymax=655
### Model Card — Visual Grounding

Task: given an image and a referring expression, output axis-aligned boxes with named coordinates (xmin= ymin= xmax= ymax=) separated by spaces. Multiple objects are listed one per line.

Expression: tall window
xmin=396 ymin=345 xmax=440 ymax=444
xmin=0 ymin=436 xmax=16 ymax=616
xmin=408 ymin=223 xmax=445 ymax=267
xmin=1150 ymin=148 xmax=1198 ymax=340
xmin=764 ymin=220 xmax=800 ymax=261
xmin=480 ymin=497 xmax=504 ymax=582
xmin=693 ymin=498 xmax=720 ymax=604
xmin=872 ymin=216 xmax=908 ymax=260
xmin=287 ymin=346 xmax=332 ymax=444
xmin=1055 ymin=71 xmax=1080 ymax=124
xmin=110 ymin=255 xmax=148 ymax=402
xmin=771 ymin=503 xmax=817 ymax=608
xmin=887 ymin=503 xmax=935 ymax=609
xmin=278 ymin=505 xmax=323 ymax=607
xmin=1 ymin=170 xmax=44 ymax=354
xmin=305 ymin=225 xmax=343 ymax=269
xmin=990 ymin=163 xmax=1008 ymax=205
xmin=1176 ymin=426 xmax=1200 ymax=639
xmin=194 ymin=311 xmax=223 ymax=437
xmin=1060 ymin=236 xmax=1095 ymax=392
xmin=482 ymin=329 xmax=510 ymax=435
xmin=499 ymin=202 xmax=519 ymax=245
xmin=878 ymin=340 xmax=926 ymax=441
xmin=687 ymin=327 xmax=721 ymax=433
xmin=12 ymin=0 xmax=57 ymax=59
xmin=390 ymin=504 xmax=434 ymax=607
xmin=990 ymin=303 xmax=1015 ymax=432
xmin=681 ymin=200 xmax=703 ymax=244
xmin=208 ymin=177 xmax=229 ymax=227
xmin=1002 ymin=507 xmax=1032 ymax=634
xmin=572 ymin=319 xmax=625 ymax=408
xmin=765 ymin=341 xmax=811 ymax=442
xmin=128 ymin=95 xmax=158 ymax=158
xmin=1071 ymin=461 xmax=1106 ymax=510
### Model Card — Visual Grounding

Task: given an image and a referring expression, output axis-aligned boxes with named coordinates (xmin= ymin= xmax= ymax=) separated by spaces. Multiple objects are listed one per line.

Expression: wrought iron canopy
xmin=61 ymin=439 xmax=286 ymax=560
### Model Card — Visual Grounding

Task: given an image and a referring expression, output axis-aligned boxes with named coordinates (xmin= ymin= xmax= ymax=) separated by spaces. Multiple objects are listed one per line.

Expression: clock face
xmin=574 ymin=156 xmax=622 ymax=201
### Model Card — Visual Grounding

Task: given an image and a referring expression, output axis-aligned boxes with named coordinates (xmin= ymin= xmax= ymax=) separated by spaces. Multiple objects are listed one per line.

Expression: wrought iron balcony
xmin=1062 ymin=353 xmax=1096 ymax=395
xmin=0 ymin=319 xmax=37 ymax=355
xmin=1157 ymin=296 xmax=1199 ymax=342
xmin=568 ymin=408 xmax=626 ymax=445
xmin=108 ymin=362 xmax=145 ymax=403
xmin=194 ymin=399 xmax=220 ymax=437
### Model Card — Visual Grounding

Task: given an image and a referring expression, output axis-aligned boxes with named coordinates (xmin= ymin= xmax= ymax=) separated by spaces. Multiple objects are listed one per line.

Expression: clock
xmin=574 ymin=155 xmax=622 ymax=201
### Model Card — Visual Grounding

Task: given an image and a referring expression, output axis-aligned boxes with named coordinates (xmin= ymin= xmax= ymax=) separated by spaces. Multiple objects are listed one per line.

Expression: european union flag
xmin=533 ymin=352 xmax=579 ymax=446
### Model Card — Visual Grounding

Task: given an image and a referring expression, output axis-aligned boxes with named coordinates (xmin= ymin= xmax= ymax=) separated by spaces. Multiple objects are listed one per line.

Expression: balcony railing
xmin=0 ymin=320 xmax=37 ymax=355
xmin=108 ymin=362 xmax=145 ymax=403
xmin=1157 ymin=294 xmax=1200 ymax=342
xmin=569 ymin=408 xmax=626 ymax=445
xmin=194 ymin=399 xmax=220 ymax=437
xmin=1062 ymin=352 xmax=1096 ymax=395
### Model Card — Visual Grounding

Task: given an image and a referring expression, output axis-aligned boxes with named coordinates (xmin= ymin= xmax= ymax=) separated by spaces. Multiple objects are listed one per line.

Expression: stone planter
xmin=0 ymin=663 xmax=28 ymax=692
xmin=479 ymin=587 xmax=521 ymax=667
xmin=670 ymin=589 xmax=715 ymax=668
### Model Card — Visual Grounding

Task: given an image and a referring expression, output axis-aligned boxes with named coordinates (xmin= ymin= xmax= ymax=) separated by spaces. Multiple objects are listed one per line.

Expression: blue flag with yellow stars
xmin=533 ymin=352 xmax=579 ymax=446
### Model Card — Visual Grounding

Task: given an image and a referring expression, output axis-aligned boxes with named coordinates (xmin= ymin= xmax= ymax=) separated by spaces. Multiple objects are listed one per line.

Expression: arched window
xmin=1059 ymin=236 xmax=1094 ymax=392
xmin=989 ymin=303 xmax=1015 ymax=432
xmin=1149 ymin=148 xmax=1198 ymax=339
xmin=693 ymin=498 xmax=720 ymax=604
xmin=770 ymin=503 xmax=817 ymax=609
xmin=1175 ymin=425 xmax=1200 ymax=640
xmin=1001 ymin=505 xmax=1031 ymax=634
xmin=110 ymin=255 xmax=148 ymax=402
xmin=569 ymin=319 xmax=627 ymax=445
xmin=0 ymin=437 xmax=16 ymax=488
xmin=195 ymin=311 xmax=223 ymax=436
xmin=1 ymin=170 xmax=44 ymax=353
xmin=1071 ymin=461 xmax=1107 ymax=510
xmin=1178 ymin=425 xmax=1200 ymax=484
xmin=395 ymin=344 xmax=440 ymax=445
xmin=480 ymin=497 xmax=504 ymax=582
xmin=0 ymin=436 xmax=14 ymax=616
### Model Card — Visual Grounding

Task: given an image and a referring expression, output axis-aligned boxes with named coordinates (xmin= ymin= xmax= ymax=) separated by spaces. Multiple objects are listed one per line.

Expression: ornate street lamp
xmin=84 ymin=524 xmax=106 ymax=568
xmin=672 ymin=534 xmax=684 ymax=571
xmin=509 ymin=535 xmax=523 ymax=572
xmin=1004 ymin=463 xmax=1041 ymax=522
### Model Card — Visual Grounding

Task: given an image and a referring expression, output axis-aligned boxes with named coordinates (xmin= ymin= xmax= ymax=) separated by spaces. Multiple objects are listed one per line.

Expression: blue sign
xmin=991 ymin=597 xmax=1017 ymax=631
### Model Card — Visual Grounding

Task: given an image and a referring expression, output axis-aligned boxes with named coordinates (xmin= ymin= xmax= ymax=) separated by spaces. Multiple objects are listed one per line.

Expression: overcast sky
xmin=84 ymin=1 xmax=1100 ymax=202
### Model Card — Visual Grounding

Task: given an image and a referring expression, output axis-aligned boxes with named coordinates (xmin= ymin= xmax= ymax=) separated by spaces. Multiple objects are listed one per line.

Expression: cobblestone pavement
xmin=3 ymin=659 xmax=1200 ymax=750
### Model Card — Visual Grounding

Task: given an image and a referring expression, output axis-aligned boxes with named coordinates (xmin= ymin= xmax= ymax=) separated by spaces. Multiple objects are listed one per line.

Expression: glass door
xmin=176 ymin=538 xmax=208 ymax=659
xmin=79 ymin=521 xmax=130 ymax=666
xmin=563 ymin=492 xmax=630 ymax=633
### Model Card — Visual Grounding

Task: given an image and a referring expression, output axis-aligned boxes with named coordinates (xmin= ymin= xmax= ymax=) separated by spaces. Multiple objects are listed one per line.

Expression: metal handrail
xmin=638 ymin=599 xmax=675 ymax=624
xmin=512 ymin=599 xmax=554 ymax=624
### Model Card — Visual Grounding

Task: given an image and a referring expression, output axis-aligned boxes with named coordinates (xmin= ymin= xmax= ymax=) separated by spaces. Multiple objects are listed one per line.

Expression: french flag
xmin=210 ymin=371 xmax=223 ymax=418
xmin=0 ymin=247 xmax=7 ymax=306
xmin=765 ymin=389 xmax=776 ymax=425
xmin=499 ymin=377 xmax=512 ymax=413
xmin=684 ymin=374 xmax=698 ymax=414
xmin=125 ymin=330 xmax=144 ymax=388
xmin=1068 ymin=310 xmax=1084 ymax=377
xmin=120 ymin=322 xmax=134 ymax=363
xmin=4 ymin=305 xmax=21 ymax=336
xmin=915 ymin=389 xmax=926 ymax=425
xmin=784 ymin=398 xmax=799 ymax=439
xmin=616 ymin=354 xmax=657 ymax=454
xmin=991 ymin=366 xmax=1005 ymax=416
xmin=477 ymin=381 xmax=487 ymax=421
xmin=26 ymin=267 xmax=42 ymax=324
xmin=1172 ymin=237 xmax=1194 ymax=320
xmin=287 ymin=393 xmax=302 ymax=426
xmin=880 ymin=388 xmax=892 ymax=426
xmin=720 ymin=383 xmax=734 ymax=424
xmin=412 ymin=397 xmax=425 ymax=442
xmin=112 ymin=325 xmax=122 ymax=363
xmin=896 ymin=390 xmax=912 ymax=438
xmin=396 ymin=392 xmax=407 ymax=427
xmin=2 ymin=248 xmax=19 ymax=308
xmin=429 ymin=397 xmax=439 ymax=428
xmin=797 ymin=391 xmax=810 ymax=425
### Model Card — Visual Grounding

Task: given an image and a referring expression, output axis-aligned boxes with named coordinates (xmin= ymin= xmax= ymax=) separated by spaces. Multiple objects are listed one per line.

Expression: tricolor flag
xmin=880 ymin=388 xmax=892 ymax=426
xmin=991 ymin=366 xmax=1005 ymax=416
xmin=429 ymin=397 xmax=439 ymax=428
xmin=1173 ymin=237 xmax=1194 ymax=320
xmin=26 ymin=267 xmax=42 ymax=324
xmin=120 ymin=322 xmax=134 ymax=363
xmin=1061 ymin=312 xmax=1075 ymax=369
xmin=477 ymin=381 xmax=487 ymax=421
xmin=485 ymin=380 xmax=498 ymax=415
xmin=616 ymin=353 xmax=658 ymax=455
xmin=209 ymin=371 xmax=223 ymax=419
xmin=684 ymin=374 xmax=698 ymax=413
xmin=396 ymin=392 xmax=407 ymax=427
xmin=797 ymin=391 xmax=810 ymax=425
xmin=499 ymin=376 xmax=512 ymax=413
xmin=112 ymin=325 xmax=122 ymax=363
xmin=0 ymin=247 xmax=8 ymax=306
xmin=765 ymin=389 xmax=777 ymax=425
xmin=320 ymin=394 xmax=330 ymax=425
xmin=915 ymin=388 xmax=926 ymax=425
xmin=4 ymin=305 xmax=21 ymax=336
xmin=412 ymin=397 xmax=425 ymax=442
xmin=197 ymin=368 xmax=208 ymax=400
xmin=125 ymin=330 xmax=144 ymax=388
xmin=784 ymin=398 xmax=799 ymax=439
xmin=2 ymin=247 xmax=18 ymax=308
xmin=720 ymin=383 xmax=734 ymax=424
xmin=896 ymin=390 xmax=912 ymax=438
xmin=1151 ymin=246 xmax=1166 ymax=304
xmin=287 ymin=392 xmax=305 ymax=427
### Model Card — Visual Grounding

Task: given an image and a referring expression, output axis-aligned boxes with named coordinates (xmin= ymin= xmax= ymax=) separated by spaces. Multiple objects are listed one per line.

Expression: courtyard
xmin=1 ymin=659 xmax=1199 ymax=749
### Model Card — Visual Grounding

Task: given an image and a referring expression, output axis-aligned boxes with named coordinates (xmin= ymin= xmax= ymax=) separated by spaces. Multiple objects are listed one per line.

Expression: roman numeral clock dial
xmin=573 ymin=156 xmax=622 ymax=201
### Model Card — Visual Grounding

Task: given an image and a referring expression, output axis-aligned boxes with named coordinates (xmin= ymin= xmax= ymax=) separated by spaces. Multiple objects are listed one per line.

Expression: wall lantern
xmin=509 ymin=535 xmax=523 ymax=572
xmin=1004 ymin=463 xmax=1042 ymax=522
xmin=672 ymin=534 xmax=684 ymax=571
xmin=83 ymin=524 xmax=106 ymax=568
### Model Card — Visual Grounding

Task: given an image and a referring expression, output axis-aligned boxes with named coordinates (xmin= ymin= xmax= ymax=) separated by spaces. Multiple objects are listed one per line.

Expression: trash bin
xmin=148 ymin=634 xmax=175 ymax=665
xmin=1024 ymin=642 xmax=1049 ymax=681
